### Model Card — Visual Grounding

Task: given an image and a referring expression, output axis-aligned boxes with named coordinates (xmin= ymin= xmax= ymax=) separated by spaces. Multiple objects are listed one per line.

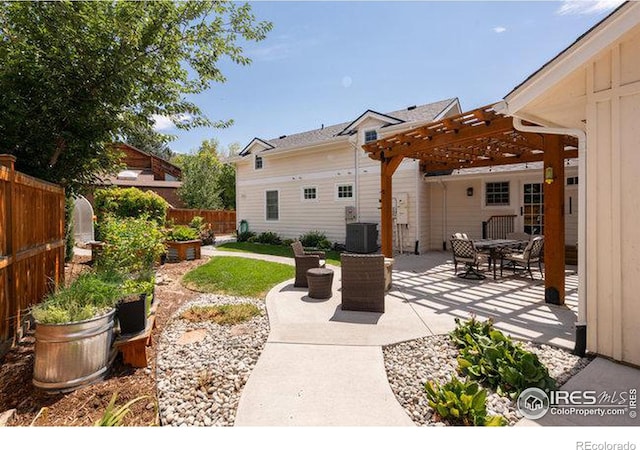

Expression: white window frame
xmin=483 ymin=181 xmax=511 ymax=208
xmin=364 ymin=129 xmax=378 ymax=143
xmin=254 ymin=154 xmax=263 ymax=170
xmin=335 ymin=183 xmax=354 ymax=201
xmin=301 ymin=186 xmax=318 ymax=202
xmin=265 ymin=189 xmax=279 ymax=221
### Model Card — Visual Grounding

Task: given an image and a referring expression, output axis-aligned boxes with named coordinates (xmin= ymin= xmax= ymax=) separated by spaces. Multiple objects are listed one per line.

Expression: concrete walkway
xmin=194 ymin=249 xmax=640 ymax=426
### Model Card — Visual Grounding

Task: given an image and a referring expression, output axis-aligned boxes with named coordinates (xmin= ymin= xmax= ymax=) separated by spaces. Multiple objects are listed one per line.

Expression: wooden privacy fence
xmin=166 ymin=208 xmax=236 ymax=234
xmin=0 ymin=155 xmax=65 ymax=355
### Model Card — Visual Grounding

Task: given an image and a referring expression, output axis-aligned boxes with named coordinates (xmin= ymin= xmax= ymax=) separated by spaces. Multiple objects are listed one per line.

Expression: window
xmin=266 ymin=190 xmax=279 ymax=220
xmin=302 ymin=187 xmax=317 ymax=201
xmin=255 ymin=155 xmax=263 ymax=170
xmin=336 ymin=184 xmax=354 ymax=200
xmin=567 ymin=176 xmax=579 ymax=185
xmin=485 ymin=182 xmax=510 ymax=206
xmin=364 ymin=130 xmax=378 ymax=143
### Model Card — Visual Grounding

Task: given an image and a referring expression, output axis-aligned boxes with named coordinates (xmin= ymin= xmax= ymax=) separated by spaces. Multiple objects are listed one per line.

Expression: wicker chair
xmin=500 ymin=236 xmax=544 ymax=279
xmin=340 ymin=253 xmax=385 ymax=313
xmin=450 ymin=238 xmax=487 ymax=280
xmin=291 ymin=241 xmax=326 ymax=288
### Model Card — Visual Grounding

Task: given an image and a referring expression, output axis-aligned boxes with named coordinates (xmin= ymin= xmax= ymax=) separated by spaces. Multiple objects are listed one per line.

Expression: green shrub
xmin=299 ymin=230 xmax=332 ymax=249
xmin=96 ymin=216 xmax=166 ymax=274
xmin=451 ymin=317 xmax=557 ymax=398
xmin=32 ymin=272 xmax=122 ymax=324
xmin=236 ymin=230 xmax=256 ymax=242
xmin=188 ymin=216 xmax=215 ymax=245
xmin=94 ymin=187 xmax=168 ymax=237
xmin=246 ymin=235 xmax=257 ymax=243
xmin=281 ymin=238 xmax=294 ymax=247
xmin=425 ymin=376 xmax=506 ymax=426
xmin=189 ymin=216 xmax=205 ymax=230
xmin=167 ymin=225 xmax=199 ymax=241
xmin=256 ymin=231 xmax=281 ymax=245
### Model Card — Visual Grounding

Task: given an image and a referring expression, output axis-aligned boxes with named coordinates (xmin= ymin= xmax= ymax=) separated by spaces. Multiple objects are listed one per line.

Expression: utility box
xmin=345 ymin=205 xmax=357 ymax=223
xmin=395 ymin=192 xmax=409 ymax=225
xmin=346 ymin=222 xmax=378 ymax=253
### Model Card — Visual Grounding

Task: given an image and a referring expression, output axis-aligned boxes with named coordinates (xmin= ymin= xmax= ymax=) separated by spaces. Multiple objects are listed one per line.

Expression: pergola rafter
xmin=363 ymin=103 xmax=576 ymax=305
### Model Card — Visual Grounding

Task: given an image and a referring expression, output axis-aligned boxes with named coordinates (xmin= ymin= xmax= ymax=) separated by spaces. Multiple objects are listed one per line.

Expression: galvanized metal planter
xmin=33 ymin=309 xmax=115 ymax=393
xmin=165 ymin=239 xmax=201 ymax=262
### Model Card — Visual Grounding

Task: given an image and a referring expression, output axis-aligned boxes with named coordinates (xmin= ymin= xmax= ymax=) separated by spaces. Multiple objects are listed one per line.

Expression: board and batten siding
xmin=584 ymin=26 xmax=640 ymax=365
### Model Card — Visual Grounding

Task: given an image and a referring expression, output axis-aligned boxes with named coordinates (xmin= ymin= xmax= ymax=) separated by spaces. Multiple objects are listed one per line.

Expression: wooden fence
xmin=0 ymin=155 xmax=65 ymax=356
xmin=166 ymin=208 xmax=236 ymax=234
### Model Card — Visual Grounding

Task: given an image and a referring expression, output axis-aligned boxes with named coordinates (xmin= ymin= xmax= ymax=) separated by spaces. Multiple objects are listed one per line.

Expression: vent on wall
xmin=407 ymin=105 xmax=417 ymax=110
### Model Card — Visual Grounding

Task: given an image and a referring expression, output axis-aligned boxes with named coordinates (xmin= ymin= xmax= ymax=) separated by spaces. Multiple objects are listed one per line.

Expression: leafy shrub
xmin=246 ymin=235 xmax=258 ymax=243
xmin=425 ymin=376 xmax=506 ymax=426
xmin=96 ymin=216 xmax=166 ymax=274
xmin=188 ymin=216 xmax=215 ymax=245
xmin=256 ymin=231 xmax=281 ymax=245
xmin=299 ymin=230 xmax=332 ymax=249
xmin=94 ymin=187 xmax=168 ymax=237
xmin=451 ymin=317 xmax=557 ymax=398
xmin=236 ymin=230 xmax=256 ymax=243
xmin=281 ymin=238 xmax=294 ymax=247
xmin=32 ymin=272 xmax=122 ymax=324
xmin=189 ymin=216 xmax=205 ymax=230
xmin=167 ymin=225 xmax=199 ymax=242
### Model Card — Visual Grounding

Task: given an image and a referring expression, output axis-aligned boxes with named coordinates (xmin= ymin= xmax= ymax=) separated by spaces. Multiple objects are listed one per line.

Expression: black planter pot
xmin=117 ymin=293 xmax=147 ymax=335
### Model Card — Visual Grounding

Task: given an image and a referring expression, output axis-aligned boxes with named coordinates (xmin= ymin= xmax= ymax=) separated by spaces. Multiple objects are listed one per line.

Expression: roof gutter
xmin=494 ymin=100 xmax=587 ymax=357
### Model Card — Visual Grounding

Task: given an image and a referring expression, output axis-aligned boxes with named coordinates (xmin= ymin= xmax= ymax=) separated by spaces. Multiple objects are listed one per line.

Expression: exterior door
xmin=523 ymin=182 xmax=544 ymax=235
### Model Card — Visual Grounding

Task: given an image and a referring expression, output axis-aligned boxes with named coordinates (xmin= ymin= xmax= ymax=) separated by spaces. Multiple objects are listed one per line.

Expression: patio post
xmin=543 ymin=134 xmax=565 ymax=305
xmin=380 ymin=155 xmax=403 ymax=257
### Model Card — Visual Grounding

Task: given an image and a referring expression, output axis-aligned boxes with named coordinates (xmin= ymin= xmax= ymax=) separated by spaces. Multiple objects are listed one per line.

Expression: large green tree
xmin=0 ymin=1 xmax=271 ymax=194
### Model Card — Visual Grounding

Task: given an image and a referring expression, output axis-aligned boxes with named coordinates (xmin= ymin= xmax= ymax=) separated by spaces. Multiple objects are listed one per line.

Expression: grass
xmin=182 ymin=256 xmax=295 ymax=298
xmin=217 ymin=242 xmax=342 ymax=266
xmin=180 ymin=303 xmax=261 ymax=325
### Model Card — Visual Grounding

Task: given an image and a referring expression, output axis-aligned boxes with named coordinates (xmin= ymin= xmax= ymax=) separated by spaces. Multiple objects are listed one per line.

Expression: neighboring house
xmin=90 ymin=143 xmax=184 ymax=208
xmin=232 ymin=98 xmax=463 ymax=249
xmin=497 ymin=1 xmax=640 ymax=366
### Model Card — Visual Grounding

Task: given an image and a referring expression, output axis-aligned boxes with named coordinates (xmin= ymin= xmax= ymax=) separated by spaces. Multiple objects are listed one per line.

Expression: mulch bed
xmin=0 ymin=254 xmax=208 ymax=426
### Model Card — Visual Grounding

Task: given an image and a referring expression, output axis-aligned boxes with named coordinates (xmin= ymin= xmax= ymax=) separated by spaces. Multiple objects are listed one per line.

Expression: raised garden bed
xmin=165 ymin=239 xmax=201 ymax=263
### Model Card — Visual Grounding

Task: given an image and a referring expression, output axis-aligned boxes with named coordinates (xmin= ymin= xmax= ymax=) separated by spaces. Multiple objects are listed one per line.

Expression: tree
xmin=0 ymin=1 xmax=271 ymax=194
xmin=124 ymin=126 xmax=175 ymax=161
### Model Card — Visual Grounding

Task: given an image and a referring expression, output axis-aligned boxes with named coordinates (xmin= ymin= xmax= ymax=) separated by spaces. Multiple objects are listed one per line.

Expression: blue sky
xmin=157 ymin=0 xmax=624 ymax=154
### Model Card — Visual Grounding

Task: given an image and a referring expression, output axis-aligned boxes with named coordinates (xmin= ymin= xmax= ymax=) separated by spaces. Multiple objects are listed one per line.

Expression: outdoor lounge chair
xmin=340 ymin=253 xmax=385 ymax=313
xmin=450 ymin=238 xmax=487 ymax=280
xmin=500 ymin=236 xmax=544 ymax=280
xmin=291 ymin=241 xmax=326 ymax=288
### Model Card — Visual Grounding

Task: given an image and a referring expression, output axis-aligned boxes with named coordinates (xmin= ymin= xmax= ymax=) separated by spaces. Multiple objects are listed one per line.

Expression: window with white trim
xmin=266 ymin=190 xmax=278 ymax=220
xmin=255 ymin=155 xmax=263 ymax=170
xmin=364 ymin=130 xmax=378 ymax=143
xmin=302 ymin=187 xmax=317 ymax=201
xmin=485 ymin=181 xmax=510 ymax=206
xmin=336 ymin=184 xmax=354 ymax=200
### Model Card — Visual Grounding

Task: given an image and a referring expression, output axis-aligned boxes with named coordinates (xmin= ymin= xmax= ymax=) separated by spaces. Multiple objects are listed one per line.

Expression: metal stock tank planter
xmin=33 ymin=309 xmax=116 ymax=393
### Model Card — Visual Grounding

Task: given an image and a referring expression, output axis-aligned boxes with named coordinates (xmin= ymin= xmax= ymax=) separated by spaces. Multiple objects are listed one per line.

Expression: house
xmin=233 ymin=98 xmax=464 ymax=249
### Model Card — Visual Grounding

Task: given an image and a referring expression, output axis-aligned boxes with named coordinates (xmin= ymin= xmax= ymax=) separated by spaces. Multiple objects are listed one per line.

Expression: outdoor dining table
xmin=473 ymin=239 xmax=526 ymax=280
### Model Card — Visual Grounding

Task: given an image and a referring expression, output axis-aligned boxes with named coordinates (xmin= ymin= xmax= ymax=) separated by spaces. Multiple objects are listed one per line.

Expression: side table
xmin=306 ymin=268 xmax=334 ymax=299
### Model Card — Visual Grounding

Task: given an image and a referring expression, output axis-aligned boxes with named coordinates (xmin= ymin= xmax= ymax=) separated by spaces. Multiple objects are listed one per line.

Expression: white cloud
xmin=248 ymin=43 xmax=292 ymax=62
xmin=152 ymin=113 xmax=192 ymax=131
xmin=556 ymin=0 xmax=625 ymax=16
xmin=493 ymin=26 xmax=507 ymax=33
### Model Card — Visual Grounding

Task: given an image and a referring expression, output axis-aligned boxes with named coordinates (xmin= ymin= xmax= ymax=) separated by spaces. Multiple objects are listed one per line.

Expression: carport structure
xmin=362 ymin=103 xmax=579 ymax=305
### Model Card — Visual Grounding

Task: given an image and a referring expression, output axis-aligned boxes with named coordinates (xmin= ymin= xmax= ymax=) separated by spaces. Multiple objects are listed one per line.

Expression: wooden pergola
xmin=362 ymin=104 xmax=579 ymax=305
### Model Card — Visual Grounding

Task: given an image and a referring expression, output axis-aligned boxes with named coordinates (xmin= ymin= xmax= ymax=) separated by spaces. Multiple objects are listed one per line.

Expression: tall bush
xmin=94 ymin=187 xmax=168 ymax=237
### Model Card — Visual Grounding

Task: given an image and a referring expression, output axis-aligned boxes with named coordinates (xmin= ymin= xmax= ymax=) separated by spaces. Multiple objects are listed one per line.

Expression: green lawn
xmin=182 ymin=256 xmax=295 ymax=298
xmin=217 ymin=242 xmax=342 ymax=266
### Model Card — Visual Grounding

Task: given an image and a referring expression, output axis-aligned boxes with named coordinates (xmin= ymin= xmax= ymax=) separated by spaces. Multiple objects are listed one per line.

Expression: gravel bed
xmin=156 ymin=294 xmax=269 ymax=426
xmin=383 ymin=335 xmax=593 ymax=426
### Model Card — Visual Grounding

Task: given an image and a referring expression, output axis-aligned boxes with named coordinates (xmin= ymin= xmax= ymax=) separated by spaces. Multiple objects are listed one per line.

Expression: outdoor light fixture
xmin=466 ymin=187 xmax=474 ymax=197
xmin=545 ymin=166 xmax=554 ymax=184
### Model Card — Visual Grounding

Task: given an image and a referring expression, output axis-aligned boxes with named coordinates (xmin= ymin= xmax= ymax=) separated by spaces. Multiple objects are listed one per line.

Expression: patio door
xmin=522 ymin=182 xmax=544 ymax=235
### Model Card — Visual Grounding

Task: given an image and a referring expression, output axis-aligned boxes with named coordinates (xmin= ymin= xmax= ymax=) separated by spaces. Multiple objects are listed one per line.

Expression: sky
xmin=156 ymin=0 xmax=625 ymax=154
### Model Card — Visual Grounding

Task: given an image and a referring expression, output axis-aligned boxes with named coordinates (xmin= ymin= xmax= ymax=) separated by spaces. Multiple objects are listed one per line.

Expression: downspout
xmin=506 ymin=111 xmax=587 ymax=357
xmin=349 ymin=134 xmax=360 ymax=222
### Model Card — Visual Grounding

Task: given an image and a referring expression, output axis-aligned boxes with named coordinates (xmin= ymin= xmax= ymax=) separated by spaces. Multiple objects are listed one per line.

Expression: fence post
xmin=0 ymin=155 xmax=17 ymax=344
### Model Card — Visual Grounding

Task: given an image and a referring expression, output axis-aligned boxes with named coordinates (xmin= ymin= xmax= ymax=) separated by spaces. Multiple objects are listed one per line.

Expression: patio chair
xmin=500 ymin=236 xmax=544 ymax=280
xmin=291 ymin=241 xmax=326 ymax=288
xmin=506 ymin=232 xmax=531 ymax=251
xmin=340 ymin=253 xmax=385 ymax=313
xmin=451 ymin=232 xmax=469 ymax=240
xmin=450 ymin=238 xmax=487 ymax=280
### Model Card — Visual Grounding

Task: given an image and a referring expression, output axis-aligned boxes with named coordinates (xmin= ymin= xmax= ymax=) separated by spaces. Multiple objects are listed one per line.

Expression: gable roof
xmin=337 ymin=109 xmax=405 ymax=136
xmin=239 ymin=98 xmax=458 ymax=156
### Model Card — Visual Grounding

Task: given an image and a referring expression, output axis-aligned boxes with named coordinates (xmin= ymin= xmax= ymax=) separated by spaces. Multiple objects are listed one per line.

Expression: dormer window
xmin=364 ymin=130 xmax=378 ymax=143
xmin=255 ymin=155 xmax=263 ymax=170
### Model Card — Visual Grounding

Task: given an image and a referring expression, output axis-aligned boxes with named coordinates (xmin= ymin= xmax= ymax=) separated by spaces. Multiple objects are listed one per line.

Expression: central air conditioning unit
xmin=345 ymin=222 xmax=378 ymax=254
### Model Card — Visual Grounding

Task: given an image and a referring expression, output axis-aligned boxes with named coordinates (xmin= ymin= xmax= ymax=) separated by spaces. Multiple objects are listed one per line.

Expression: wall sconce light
xmin=544 ymin=166 xmax=554 ymax=184
xmin=466 ymin=187 xmax=474 ymax=197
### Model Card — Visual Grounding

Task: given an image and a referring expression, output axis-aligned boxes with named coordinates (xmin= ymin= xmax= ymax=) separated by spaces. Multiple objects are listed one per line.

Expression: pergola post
xmin=543 ymin=134 xmax=565 ymax=305
xmin=380 ymin=155 xmax=403 ymax=257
